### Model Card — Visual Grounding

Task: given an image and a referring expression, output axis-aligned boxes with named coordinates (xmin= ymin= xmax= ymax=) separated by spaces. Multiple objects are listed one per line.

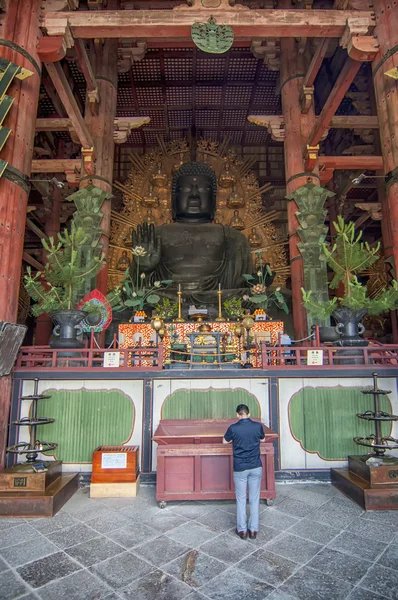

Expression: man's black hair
xmin=236 ymin=404 xmax=250 ymax=416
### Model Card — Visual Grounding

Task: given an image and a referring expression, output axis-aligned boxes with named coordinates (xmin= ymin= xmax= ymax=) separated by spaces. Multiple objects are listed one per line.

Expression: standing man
xmin=223 ymin=404 xmax=265 ymax=539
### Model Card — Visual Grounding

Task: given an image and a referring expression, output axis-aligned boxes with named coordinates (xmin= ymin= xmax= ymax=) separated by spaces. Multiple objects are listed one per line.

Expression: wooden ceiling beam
xmin=43 ymin=9 xmax=375 ymax=40
xmin=303 ymin=39 xmax=330 ymax=89
xmin=22 ymin=252 xmax=45 ymax=272
xmin=74 ymin=39 xmax=100 ymax=115
xmin=45 ymin=61 xmax=94 ymax=150
xmin=25 ymin=218 xmax=48 ymax=241
xmin=319 ymin=155 xmax=384 ymax=171
xmin=36 ymin=118 xmax=72 ymax=132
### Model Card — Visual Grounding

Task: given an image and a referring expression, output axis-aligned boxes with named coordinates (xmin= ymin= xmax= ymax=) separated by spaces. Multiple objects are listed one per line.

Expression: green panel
xmin=162 ymin=388 xmax=260 ymax=419
xmin=35 ymin=388 xmax=135 ymax=463
xmin=289 ymin=386 xmax=392 ymax=460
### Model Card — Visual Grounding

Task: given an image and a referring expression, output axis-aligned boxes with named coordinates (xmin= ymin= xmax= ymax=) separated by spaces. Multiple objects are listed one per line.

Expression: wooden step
xmin=0 ymin=473 xmax=79 ymax=518
xmin=348 ymin=455 xmax=398 ymax=487
xmin=331 ymin=468 xmax=398 ymax=511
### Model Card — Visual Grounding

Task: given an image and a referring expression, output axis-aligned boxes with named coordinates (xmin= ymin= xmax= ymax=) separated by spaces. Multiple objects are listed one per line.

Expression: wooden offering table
xmin=153 ymin=419 xmax=278 ymax=507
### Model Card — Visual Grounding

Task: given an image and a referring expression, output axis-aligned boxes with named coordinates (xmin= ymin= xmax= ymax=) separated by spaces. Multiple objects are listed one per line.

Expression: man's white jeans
xmin=233 ymin=466 xmax=262 ymax=533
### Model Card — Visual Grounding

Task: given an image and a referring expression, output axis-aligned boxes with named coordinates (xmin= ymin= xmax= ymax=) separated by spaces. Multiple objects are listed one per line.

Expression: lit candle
xmin=178 ymin=284 xmax=181 ymax=292
xmin=218 ymin=283 xmax=221 ymax=291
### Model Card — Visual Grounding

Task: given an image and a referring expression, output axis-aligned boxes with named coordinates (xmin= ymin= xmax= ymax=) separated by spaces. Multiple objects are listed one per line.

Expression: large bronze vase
xmin=49 ymin=310 xmax=87 ymax=349
xmin=333 ymin=307 xmax=368 ymax=347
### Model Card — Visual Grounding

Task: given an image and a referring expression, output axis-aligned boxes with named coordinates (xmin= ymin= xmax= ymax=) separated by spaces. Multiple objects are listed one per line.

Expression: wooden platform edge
xmin=331 ymin=468 xmax=398 ymax=511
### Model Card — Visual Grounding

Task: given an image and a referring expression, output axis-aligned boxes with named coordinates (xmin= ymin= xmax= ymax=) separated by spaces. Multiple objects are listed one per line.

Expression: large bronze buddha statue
xmin=132 ymin=162 xmax=253 ymax=307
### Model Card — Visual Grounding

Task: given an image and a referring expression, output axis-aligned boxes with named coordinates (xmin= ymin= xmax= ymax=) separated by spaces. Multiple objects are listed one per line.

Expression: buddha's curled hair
xmin=172 ymin=162 xmax=217 ymax=220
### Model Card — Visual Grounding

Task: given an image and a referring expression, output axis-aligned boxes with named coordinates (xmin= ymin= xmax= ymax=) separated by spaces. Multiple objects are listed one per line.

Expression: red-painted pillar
xmin=0 ymin=0 xmax=42 ymax=468
xmin=280 ymin=38 xmax=310 ymax=342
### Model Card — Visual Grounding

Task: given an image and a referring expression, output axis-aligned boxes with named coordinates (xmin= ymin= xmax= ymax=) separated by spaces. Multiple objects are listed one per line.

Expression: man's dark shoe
xmin=248 ymin=530 xmax=257 ymax=540
xmin=235 ymin=528 xmax=247 ymax=539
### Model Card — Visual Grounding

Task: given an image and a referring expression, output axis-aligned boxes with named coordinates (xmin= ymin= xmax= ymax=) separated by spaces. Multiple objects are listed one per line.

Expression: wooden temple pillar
xmin=81 ymin=39 xmax=118 ymax=297
xmin=0 ymin=0 xmax=42 ymax=468
xmin=372 ymin=1 xmax=398 ymax=293
xmin=280 ymin=37 xmax=315 ymax=342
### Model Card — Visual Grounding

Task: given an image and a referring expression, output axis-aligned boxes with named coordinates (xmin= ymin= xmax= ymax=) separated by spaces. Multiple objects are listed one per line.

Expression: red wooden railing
xmin=15 ymin=344 xmax=164 ymax=371
xmin=13 ymin=342 xmax=398 ymax=372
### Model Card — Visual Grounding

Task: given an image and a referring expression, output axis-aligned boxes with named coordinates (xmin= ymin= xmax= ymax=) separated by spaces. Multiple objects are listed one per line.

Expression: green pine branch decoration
xmin=24 ymin=222 xmax=106 ymax=316
xmin=302 ymin=216 xmax=398 ymax=320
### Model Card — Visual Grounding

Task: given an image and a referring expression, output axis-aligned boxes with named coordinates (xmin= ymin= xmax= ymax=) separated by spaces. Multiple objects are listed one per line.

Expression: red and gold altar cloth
xmin=119 ymin=321 xmax=284 ymax=367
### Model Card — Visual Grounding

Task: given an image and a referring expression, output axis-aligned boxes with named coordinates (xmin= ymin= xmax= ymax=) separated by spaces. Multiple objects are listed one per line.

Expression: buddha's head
xmin=172 ymin=162 xmax=217 ymax=222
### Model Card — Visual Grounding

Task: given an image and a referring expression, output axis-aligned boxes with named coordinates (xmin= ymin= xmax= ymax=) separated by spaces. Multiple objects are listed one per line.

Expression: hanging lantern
xmin=151 ymin=162 xmax=168 ymax=190
xmin=142 ymin=185 xmax=159 ymax=208
xmin=218 ymin=160 xmax=236 ymax=189
xmin=226 ymin=188 xmax=245 ymax=209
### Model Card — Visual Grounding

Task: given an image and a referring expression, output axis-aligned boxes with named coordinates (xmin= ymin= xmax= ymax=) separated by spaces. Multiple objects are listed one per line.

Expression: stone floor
xmin=0 ymin=483 xmax=397 ymax=600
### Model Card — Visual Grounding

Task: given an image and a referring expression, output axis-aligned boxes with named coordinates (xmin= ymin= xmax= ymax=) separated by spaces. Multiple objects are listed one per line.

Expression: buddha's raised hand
xmin=132 ymin=223 xmax=162 ymax=271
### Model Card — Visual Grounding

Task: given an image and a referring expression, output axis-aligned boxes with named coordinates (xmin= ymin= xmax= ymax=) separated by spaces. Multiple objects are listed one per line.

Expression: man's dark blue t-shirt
xmin=224 ymin=418 xmax=265 ymax=472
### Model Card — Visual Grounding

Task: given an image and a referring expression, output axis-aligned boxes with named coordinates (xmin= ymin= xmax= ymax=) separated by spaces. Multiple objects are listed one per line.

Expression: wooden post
xmin=280 ymin=36 xmax=311 ymax=341
xmin=80 ymin=39 xmax=118 ymax=297
xmin=0 ymin=0 xmax=42 ymax=468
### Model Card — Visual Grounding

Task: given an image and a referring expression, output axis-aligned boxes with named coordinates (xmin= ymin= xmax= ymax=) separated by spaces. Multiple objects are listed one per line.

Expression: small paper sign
xmin=103 ymin=352 xmax=120 ymax=368
xmin=101 ymin=453 xmax=127 ymax=469
xmin=307 ymin=349 xmax=323 ymax=366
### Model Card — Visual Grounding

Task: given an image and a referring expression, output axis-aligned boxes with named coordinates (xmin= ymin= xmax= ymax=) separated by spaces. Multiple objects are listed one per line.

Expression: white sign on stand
xmin=307 ymin=349 xmax=323 ymax=366
xmin=101 ymin=453 xmax=127 ymax=469
xmin=103 ymin=352 xmax=120 ymax=368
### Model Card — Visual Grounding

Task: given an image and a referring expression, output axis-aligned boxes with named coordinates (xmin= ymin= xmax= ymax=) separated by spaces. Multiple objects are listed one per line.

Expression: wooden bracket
xmin=81 ymin=146 xmax=95 ymax=175
xmin=247 ymin=115 xmax=285 ymax=142
xmin=320 ymin=167 xmax=335 ymax=185
xmin=305 ymin=145 xmax=320 ymax=172
xmin=250 ymin=39 xmax=280 ymax=72
xmin=37 ymin=36 xmax=68 ymax=62
xmin=117 ymin=40 xmax=147 ymax=72
xmin=87 ymin=88 xmax=100 ymax=116
xmin=113 ymin=116 xmax=150 ymax=144
xmin=300 ymin=86 xmax=314 ymax=114
xmin=340 ymin=17 xmax=379 ymax=62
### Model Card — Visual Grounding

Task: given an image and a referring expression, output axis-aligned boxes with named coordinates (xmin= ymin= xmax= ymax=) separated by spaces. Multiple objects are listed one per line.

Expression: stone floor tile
xmin=307 ymin=547 xmax=372 ymax=585
xmin=267 ymin=591 xmax=299 ymax=600
xmin=85 ymin=511 xmax=134 ymax=534
xmin=345 ymin=517 xmax=397 ymax=544
xmin=46 ymin=523 xmax=100 ymax=550
xmin=16 ymin=551 xmax=82 ymax=589
xmin=166 ymin=522 xmax=217 ymax=546
xmin=105 ymin=521 xmax=159 ymax=549
xmin=0 ymin=570 xmax=29 ymax=600
xmin=103 ymin=594 xmax=124 ymax=600
xmin=199 ymin=531 xmax=255 ymax=564
xmin=273 ymin=497 xmax=314 ymax=519
xmin=67 ymin=502 xmax=113 ymax=522
xmin=237 ymin=548 xmax=298 ymax=587
xmin=133 ymin=534 xmax=191 ymax=567
xmin=168 ymin=502 xmax=213 ymax=520
xmin=0 ymin=555 xmax=9 ymax=573
xmin=360 ymin=563 xmax=398 ymax=600
xmin=195 ymin=509 xmax=237 ymax=532
xmin=163 ymin=550 xmax=228 ymax=588
xmin=140 ymin=510 xmax=188 ymax=534
xmin=29 ymin=512 xmax=78 ymax=535
xmin=328 ymin=530 xmax=388 ymax=562
xmin=288 ymin=488 xmax=332 ymax=508
xmin=0 ymin=518 xmax=27 ymax=530
xmin=119 ymin=503 xmax=164 ymax=521
xmin=360 ymin=510 xmax=398 ymax=529
xmin=259 ymin=508 xmax=301 ymax=531
xmin=65 ymin=536 xmax=124 ymax=567
xmin=266 ymin=493 xmax=289 ymax=507
xmin=0 ymin=523 xmax=37 ymax=548
xmin=91 ymin=550 xmax=153 ymax=589
xmin=95 ymin=497 xmax=138 ymax=510
xmin=275 ymin=484 xmax=301 ymax=496
xmin=198 ymin=568 xmax=274 ymax=600
xmin=288 ymin=517 xmax=340 ymax=545
xmin=0 ymin=536 xmax=58 ymax=568
xmin=18 ymin=594 xmax=40 ymax=600
xmin=264 ymin=533 xmax=322 ymax=565
xmin=184 ymin=593 xmax=210 ymax=600
xmin=310 ymin=497 xmax=363 ymax=530
xmin=307 ymin=484 xmax=340 ymax=496
xmin=38 ymin=568 xmax=111 ymax=600
xmin=347 ymin=587 xmax=390 ymax=600
xmin=377 ymin=543 xmax=398 ymax=570
xmin=120 ymin=569 xmax=192 ymax=600
xmin=277 ymin=565 xmax=353 ymax=600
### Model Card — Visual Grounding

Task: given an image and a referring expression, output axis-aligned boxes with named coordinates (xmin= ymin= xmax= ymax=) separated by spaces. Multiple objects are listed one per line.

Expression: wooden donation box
xmin=153 ymin=419 xmax=278 ymax=505
xmin=90 ymin=445 xmax=140 ymax=498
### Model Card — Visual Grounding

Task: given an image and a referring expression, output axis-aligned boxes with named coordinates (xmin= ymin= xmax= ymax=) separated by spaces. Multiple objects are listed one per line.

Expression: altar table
xmin=153 ymin=419 xmax=278 ymax=506
xmin=119 ymin=320 xmax=284 ymax=367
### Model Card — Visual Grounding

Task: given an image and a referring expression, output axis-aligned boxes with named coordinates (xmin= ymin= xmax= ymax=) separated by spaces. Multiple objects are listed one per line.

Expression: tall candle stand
xmin=215 ymin=287 xmax=224 ymax=322
xmin=176 ymin=287 xmax=185 ymax=323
